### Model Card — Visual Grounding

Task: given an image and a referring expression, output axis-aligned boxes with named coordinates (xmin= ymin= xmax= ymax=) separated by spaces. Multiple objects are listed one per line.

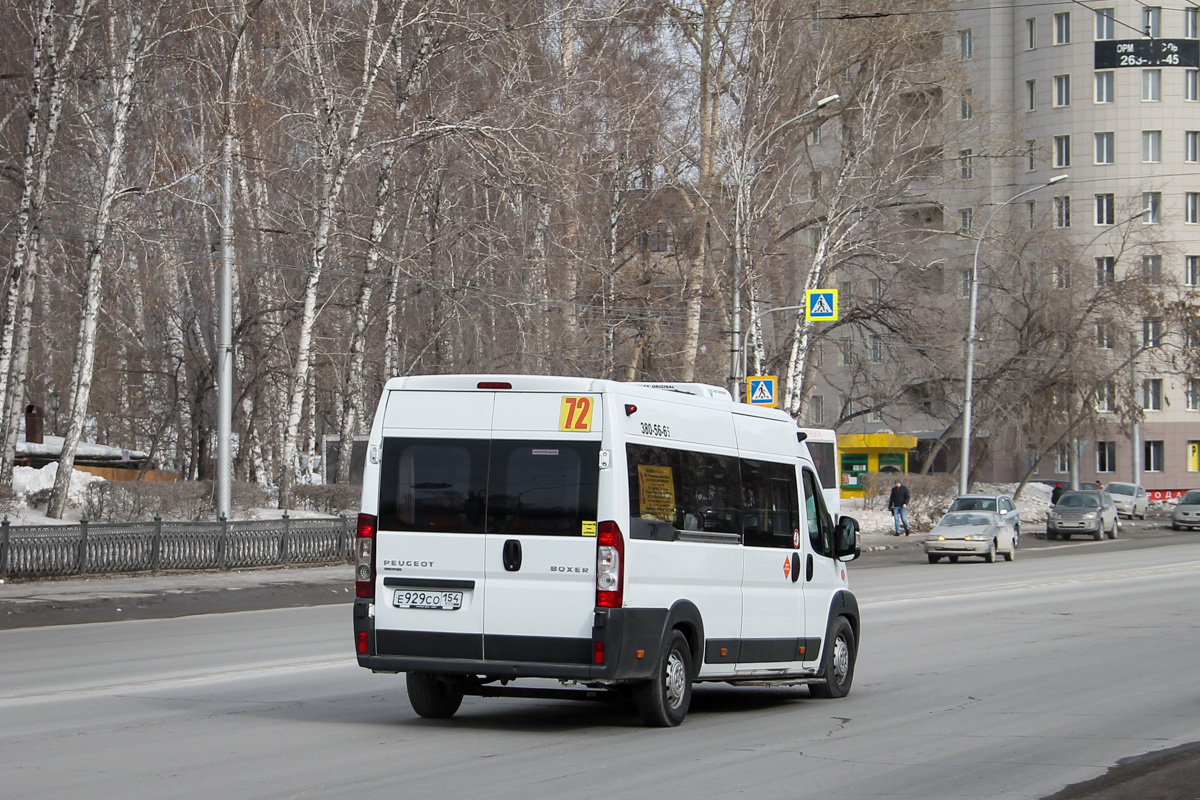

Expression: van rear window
xmin=378 ymin=438 xmax=599 ymax=535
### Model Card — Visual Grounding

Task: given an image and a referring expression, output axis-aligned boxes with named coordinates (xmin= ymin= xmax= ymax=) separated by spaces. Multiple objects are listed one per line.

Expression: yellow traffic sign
xmin=746 ymin=376 xmax=778 ymax=407
xmin=806 ymin=289 xmax=838 ymax=321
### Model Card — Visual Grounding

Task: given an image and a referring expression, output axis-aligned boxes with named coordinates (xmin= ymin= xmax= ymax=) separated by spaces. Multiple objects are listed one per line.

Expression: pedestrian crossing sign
xmin=746 ymin=376 xmax=778 ymax=407
xmin=806 ymin=289 xmax=838 ymax=321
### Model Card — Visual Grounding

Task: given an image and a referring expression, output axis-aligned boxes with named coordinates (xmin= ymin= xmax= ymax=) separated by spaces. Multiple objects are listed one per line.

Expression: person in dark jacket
xmin=1051 ymin=482 xmax=1063 ymax=505
xmin=888 ymin=479 xmax=911 ymax=536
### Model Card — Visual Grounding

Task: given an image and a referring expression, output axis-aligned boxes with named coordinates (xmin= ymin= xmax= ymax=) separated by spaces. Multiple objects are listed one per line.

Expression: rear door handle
xmin=503 ymin=539 xmax=523 ymax=572
xmin=790 ymin=552 xmax=801 ymax=583
xmin=806 ymin=553 xmax=814 ymax=582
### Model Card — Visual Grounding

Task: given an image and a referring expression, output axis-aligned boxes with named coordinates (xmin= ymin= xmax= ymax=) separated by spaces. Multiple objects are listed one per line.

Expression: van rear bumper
xmin=355 ymin=601 xmax=668 ymax=682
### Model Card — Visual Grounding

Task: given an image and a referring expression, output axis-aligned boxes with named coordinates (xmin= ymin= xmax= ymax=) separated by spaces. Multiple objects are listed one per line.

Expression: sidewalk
xmin=0 ymin=564 xmax=354 ymax=629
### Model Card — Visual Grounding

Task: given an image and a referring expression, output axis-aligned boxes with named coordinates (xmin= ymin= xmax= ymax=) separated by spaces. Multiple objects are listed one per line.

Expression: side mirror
xmin=835 ymin=515 xmax=861 ymax=562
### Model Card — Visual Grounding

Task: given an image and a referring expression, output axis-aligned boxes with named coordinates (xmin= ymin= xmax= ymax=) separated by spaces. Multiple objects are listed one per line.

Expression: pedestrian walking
xmin=1051 ymin=482 xmax=1063 ymax=505
xmin=888 ymin=478 xmax=911 ymax=536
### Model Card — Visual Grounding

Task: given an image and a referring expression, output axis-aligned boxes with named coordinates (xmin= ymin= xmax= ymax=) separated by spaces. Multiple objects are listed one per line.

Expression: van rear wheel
xmin=636 ymin=630 xmax=693 ymax=727
xmin=406 ymin=672 xmax=464 ymax=719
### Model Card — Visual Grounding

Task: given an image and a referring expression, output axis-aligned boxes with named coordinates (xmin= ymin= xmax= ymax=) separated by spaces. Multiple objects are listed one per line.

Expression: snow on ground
xmin=845 ymin=481 xmax=1057 ymax=535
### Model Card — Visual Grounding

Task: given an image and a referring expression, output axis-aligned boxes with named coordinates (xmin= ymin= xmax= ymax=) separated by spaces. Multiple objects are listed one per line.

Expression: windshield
xmin=1057 ymin=493 xmax=1099 ymax=508
xmin=941 ymin=512 xmax=992 ymax=527
xmin=949 ymin=497 xmax=996 ymax=512
xmin=1106 ymin=483 xmax=1134 ymax=496
xmin=1181 ymin=491 xmax=1200 ymax=505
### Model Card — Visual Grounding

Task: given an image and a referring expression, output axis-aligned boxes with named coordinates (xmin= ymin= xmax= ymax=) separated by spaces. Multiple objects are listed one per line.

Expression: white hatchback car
xmin=1104 ymin=482 xmax=1148 ymax=520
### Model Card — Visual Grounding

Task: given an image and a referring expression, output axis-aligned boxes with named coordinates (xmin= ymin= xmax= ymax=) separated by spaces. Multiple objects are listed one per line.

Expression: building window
xmin=1054 ymin=134 xmax=1071 ymax=167
xmin=1054 ymin=195 xmax=1071 ymax=227
xmin=1054 ymin=12 xmax=1071 ymax=44
xmin=809 ymin=395 xmax=824 ymax=425
xmin=1097 ymin=440 xmax=1117 ymax=472
xmin=808 ymin=124 xmax=821 ymax=145
xmin=959 ymin=148 xmax=973 ymax=179
xmin=960 ymin=90 xmax=974 ymax=120
xmin=1143 ymin=191 xmax=1161 ymax=222
xmin=1095 ymin=131 xmax=1115 ymax=164
xmin=1143 ymin=69 xmax=1162 ymax=101
xmin=1027 ymin=139 xmax=1038 ymax=171
xmin=958 ymin=28 xmax=973 ymax=58
xmin=1054 ymin=74 xmax=1072 ymax=106
xmin=1027 ymin=18 xmax=1037 ymax=50
xmin=1188 ymin=7 xmax=1199 ymax=39
xmin=870 ymin=336 xmax=882 ymax=363
xmin=868 ymin=278 xmax=882 ymax=298
xmin=960 ymin=268 xmax=973 ymax=298
xmin=1026 ymin=79 xmax=1037 ymax=111
xmin=1056 ymin=444 xmax=1071 ymax=474
xmin=1187 ymin=131 xmax=1200 ymax=163
xmin=959 ymin=207 xmax=974 ymax=233
xmin=840 ymin=344 xmax=851 ymax=367
xmin=1143 ymin=254 xmax=1163 ymax=284
xmin=1027 ymin=199 xmax=1038 ymax=229
xmin=1097 ymin=320 xmax=1115 ymax=348
xmin=1143 ymin=378 xmax=1163 ymax=410
xmin=1189 ymin=380 xmax=1200 ymax=411
xmin=1054 ymin=264 xmax=1071 ymax=289
xmin=1189 ymin=193 xmax=1200 ymax=224
xmin=1144 ymin=7 xmax=1161 ymax=37
xmin=810 ymin=173 xmax=821 ymax=200
xmin=1096 ymin=8 xmax=1115 ymax=40
xmin=1187 ymin=70 xmax=1199 ymax=101
xmin=1095 ymin=70 xmax=1115 ymax=103
xmin=1143 ymin=318 xmax=1164 ymax=348
xmin=870 ymin=406 xmax=883 ymax=423
xmin=1145 ymin=440 xmax=1164 ymax=472
xmin=1096 ymin=256 xmax=1115 ymax=285
xmin=1097 ymin=382 xmax=1116 ymax=411
xmin=1095 ymin=193 xmax=1115 ymax=225
xmin=1188 ymin=255 xmax=1200 ymax=286
xmin=1143 ymin=130 xmax=1162 ymax=162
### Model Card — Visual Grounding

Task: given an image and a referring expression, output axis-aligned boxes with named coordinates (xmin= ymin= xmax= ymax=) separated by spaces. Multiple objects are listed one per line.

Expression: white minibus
xmin=353 ymin=375 xmax=861 ymax=726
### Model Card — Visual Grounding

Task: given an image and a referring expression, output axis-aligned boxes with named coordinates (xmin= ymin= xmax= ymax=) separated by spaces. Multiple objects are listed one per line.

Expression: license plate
xmin=393 ymin=589 xmax=463 ymax=610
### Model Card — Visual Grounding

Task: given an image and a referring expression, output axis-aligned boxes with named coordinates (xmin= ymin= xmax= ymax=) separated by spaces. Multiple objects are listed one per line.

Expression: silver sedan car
xmin=924 ymin=511 xmax=1016 ymax=564
xmin=1172 ymin=490 xmax=1200 ymax=531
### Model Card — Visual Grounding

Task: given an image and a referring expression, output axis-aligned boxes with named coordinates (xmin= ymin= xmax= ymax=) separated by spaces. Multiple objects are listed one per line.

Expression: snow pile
xmin=8 ymin=464 xmax=105 ymax=524
xmin=843 ymin=481 xmax=1056 ymax=535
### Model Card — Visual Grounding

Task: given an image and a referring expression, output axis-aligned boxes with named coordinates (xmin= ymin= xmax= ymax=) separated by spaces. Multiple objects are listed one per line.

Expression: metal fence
xmin=0 ymin=515 xmax=355 ymax=580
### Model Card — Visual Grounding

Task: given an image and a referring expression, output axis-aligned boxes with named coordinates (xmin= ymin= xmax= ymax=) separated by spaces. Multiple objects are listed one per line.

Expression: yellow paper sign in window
xmin=637 ymin=464 xmax=676 ymax=522
xmin=559 ymin=396 xmax=595 ymax=431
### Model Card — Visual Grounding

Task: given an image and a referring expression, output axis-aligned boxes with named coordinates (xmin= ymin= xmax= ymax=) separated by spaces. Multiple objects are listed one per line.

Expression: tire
xmin=1047 ymin=531 xmax=1058 ymax=541
xmin=407 ymin=672 xmax=465 ymax=719
xmin=636 ymin=630 xmax=693 ymax=727
xmin=1108 ymin=519 xmax=1118 ymax=540
xmin=984 ymin=541 xmax=996 ymax=563
xmin=1004 ymin=543 xmax=1014 ymax=562
xmin=927 ymin=553 xmax=941 ymax=564
xmin=1014 ymin=527 xmax=1020 ymax=548
xmin=1061 ymin=533 xmax=1071 ymax=541
xmin=949 ymin=555 xmax=959 ymax=563
xmin=810 ymin=616 xmax=856 ymax=699
xmin=1093 ymin=526 xmax=1104 ymax=541
xmin=1174 ymin=523 xmax=1182 ymax=531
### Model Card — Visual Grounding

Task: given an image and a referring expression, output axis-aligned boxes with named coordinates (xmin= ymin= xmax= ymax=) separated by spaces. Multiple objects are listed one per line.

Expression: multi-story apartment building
xmin=818 ymin=2 xmax=1200 ymax=494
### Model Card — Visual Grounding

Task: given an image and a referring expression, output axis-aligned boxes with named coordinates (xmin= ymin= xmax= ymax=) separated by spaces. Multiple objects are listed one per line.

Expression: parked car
xmin=947 ymin=493 xmax=1022 ymax=546
xmin=1104 ymin=481 xmax=1148 ymax=519
xmin=1047 ymin=490 xmax=1118 ymax=541
xmin=1172 ymin=490 xmax=1200 ymax=530
xmin=924 ymin=511 xmax=1016 ymax=564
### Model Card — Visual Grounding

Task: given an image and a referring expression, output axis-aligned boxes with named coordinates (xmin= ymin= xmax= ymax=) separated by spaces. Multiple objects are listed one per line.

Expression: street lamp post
xmin=731 ymin=94 xmax=840 ymax=400
xmin=958 ymin=174 xmax=1068 ymax=496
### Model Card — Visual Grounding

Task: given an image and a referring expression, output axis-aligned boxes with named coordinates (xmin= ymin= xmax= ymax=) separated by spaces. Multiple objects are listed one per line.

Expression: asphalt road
xmin=1 ymin=519 xmax=1199 ymax=799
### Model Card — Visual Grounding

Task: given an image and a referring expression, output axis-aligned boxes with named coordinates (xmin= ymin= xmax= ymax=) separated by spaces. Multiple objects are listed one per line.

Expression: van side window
xmin=627 ymin=444 xmax=741 ymax=536
xmin=741 ymin=459 xmax=799 ymax=548
xmin=802 ymin=469 xmax=834 ymax=557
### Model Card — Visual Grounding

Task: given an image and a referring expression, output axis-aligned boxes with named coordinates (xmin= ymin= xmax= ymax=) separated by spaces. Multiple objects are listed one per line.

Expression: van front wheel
xmin=636 ymin=630 xmax=693 ymax=727
xmin=810 ymin=616 xmax=856 ymax=699
xmin=406 ymin=672 xmax=464 ymax=719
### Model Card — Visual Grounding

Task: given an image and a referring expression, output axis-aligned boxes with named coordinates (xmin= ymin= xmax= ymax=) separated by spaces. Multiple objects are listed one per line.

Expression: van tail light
xmin=355 ymin=513 xmax=377 ymax=599
xmin=596 ymin=521 xmax=624 ymax=608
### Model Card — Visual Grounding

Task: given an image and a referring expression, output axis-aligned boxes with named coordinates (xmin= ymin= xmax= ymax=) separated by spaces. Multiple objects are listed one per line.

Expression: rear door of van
xmin=483 ymin=391 xmax=602 ymax=664
xmin=373 ymin=390 xmax=493 ymax=660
